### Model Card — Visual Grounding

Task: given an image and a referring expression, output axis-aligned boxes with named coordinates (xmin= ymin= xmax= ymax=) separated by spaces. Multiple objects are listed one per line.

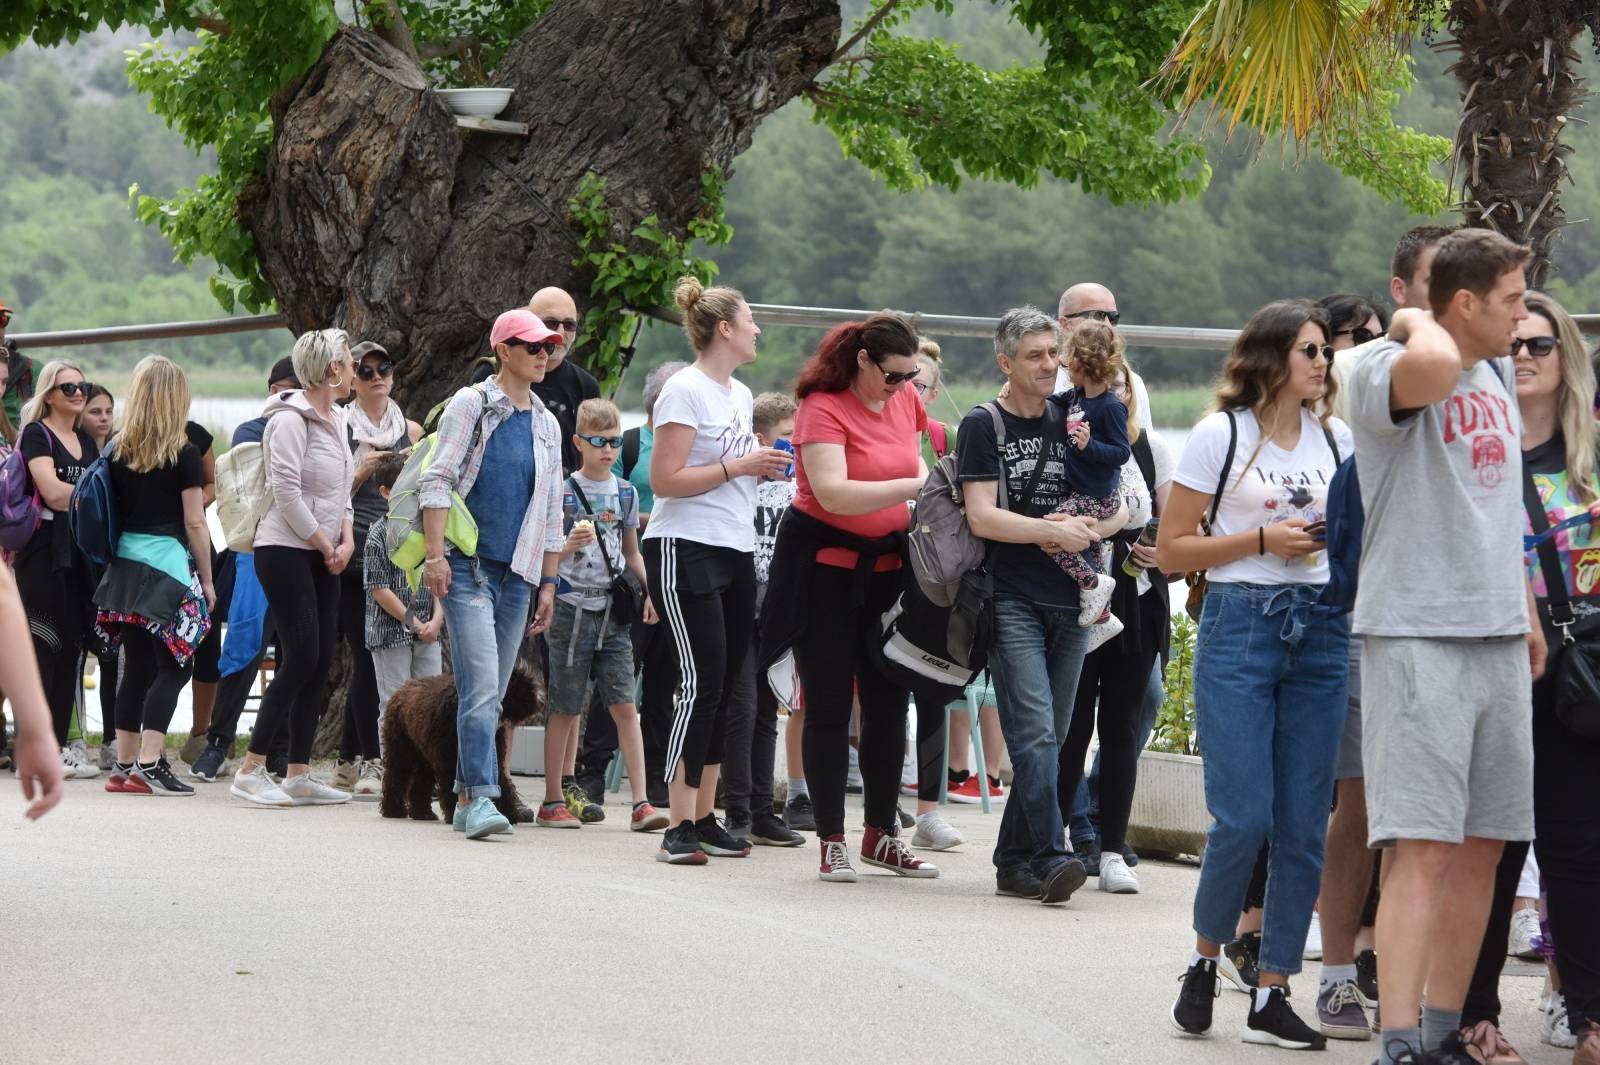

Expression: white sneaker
xmin=1099 ymin=851 xmax=1140 ymax=893
xmin=1303 ymin=911 xmax=1323 ymax=960
xmin=352 ymin=759 xmax=382 ymax=801
xmin=61 ymin=744 xmax=102 ymax=779
xmin=230 ymin=764 xmax=294 ymax=807
xmin=911 ymin=811 xmax=965 ymax=851
xmin=900 ymin=752 xmax=917 ymax=790
xmin=1543 ymin=989 xmax=1577 ymax=1049
xmin=280 ymin=773 xmax=353 ymax=806
xmin=1508 ymin=906 xmax=1541 ymax=960
xmin=846 ymin=744 xmax=864 ymax=793
xmin=1077 ymin=574 xmax=1116 ymax=626
xmin=1084 ymin=613 xmax=1124 ymax=653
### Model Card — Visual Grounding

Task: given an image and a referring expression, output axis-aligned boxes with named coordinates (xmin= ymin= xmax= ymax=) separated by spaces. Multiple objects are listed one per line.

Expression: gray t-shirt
xmin=1348 ymin=340 xmax=1528 ymax=638
xmin=557 ymin=472 xmax=639 ymax=611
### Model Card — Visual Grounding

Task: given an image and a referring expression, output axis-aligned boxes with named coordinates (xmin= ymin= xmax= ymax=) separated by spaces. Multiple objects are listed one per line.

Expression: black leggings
xmin=249 ymin=546 xmax=340 ymax=764
xmin=910 ymin=686 xmax=950 ymax=804
xmin=336 ymin=565 xmax=381 ymax=761
xmin=15 ymin=536 xmax=87 ymax=745
xmin=643 ymin=538 xmax=753 ymax=788
xmin=113 ymin=626 xmax=194 ymax=736
xmin=792 ymin=564 xmax=907 ymax=838
xmin=77 ymin=648 xmax=118 ymax=737
xmin=1058 ymin=637 xmax=1156 ymax=855
xmin=723 ymin=626 xmax=779 ymax=823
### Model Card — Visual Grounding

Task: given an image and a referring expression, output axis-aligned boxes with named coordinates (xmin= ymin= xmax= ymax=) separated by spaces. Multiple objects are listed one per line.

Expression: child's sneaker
xmin=695 ymin=814 xmax=751 ymax=857
xmin=537 ymin=800 xmax=581 ymax=828
xmin=630 ymin=802 xmax=669 ymax=832
xmin=1077 ymin=573 xmax=1115 ymax=626
xmin=1084 ymin=612 xmax=1124 ymax=653
xmin=563 ymin=780 xmax=605 ymax=823
xmin=656 ymin=821 xmax=709 ymax=865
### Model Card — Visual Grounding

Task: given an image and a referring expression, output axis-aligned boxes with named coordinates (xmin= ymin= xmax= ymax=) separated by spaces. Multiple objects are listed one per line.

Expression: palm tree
xmin=1159 ymin=1 xmax=1600 ymax=285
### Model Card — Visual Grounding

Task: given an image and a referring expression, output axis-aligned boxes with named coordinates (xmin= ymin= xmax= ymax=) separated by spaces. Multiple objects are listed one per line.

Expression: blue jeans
xmin=443 ymin=555 xmax=532 ymax=800
xmin=990 ymin=594 xmax=1090 ymax=877
xmin=1190 ymin=581 xmax=1349 ymax=975
xmin=1069 ymin=659 xmax=1165 ymax=847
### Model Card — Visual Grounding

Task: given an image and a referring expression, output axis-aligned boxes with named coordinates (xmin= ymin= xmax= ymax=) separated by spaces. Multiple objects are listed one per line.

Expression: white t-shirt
xmin=641 ymin=365 xmax=760 ymax=552
xmin=1173 ymin=408 xmax=1353 ymax=586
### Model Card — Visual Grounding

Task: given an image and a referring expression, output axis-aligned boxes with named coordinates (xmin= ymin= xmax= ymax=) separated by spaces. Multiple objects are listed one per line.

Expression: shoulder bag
xmin=1183 ymin=411 xmax=1237 ymax=621
xmin=568 ymin=477 xmax=645 ymax=626
xmin=1523 ymin=465 xmax=1600 ymax=739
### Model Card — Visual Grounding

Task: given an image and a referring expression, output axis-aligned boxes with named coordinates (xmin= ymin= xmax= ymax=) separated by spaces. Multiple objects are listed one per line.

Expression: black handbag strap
xmin=567 ymin=476 xmax=621 ymax=582
xmin=984 ymin=399 xmax=1059 ymax=517
xmin=1522 ymin=463 xmax=1575 ymax=639
xmin=1204 ymin=411 xmax=1238 ymax=532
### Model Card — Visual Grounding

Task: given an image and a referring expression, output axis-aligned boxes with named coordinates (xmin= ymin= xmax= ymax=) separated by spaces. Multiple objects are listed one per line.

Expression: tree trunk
xmin=1446 ymin=2 xmax=1583 ymax=286
xmin=238 ymin=0 xmax=840 ymax=756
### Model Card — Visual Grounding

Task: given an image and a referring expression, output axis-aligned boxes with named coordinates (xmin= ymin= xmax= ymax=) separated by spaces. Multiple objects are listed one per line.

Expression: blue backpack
xmin=69 ymin=449 xmax=120 ymax=568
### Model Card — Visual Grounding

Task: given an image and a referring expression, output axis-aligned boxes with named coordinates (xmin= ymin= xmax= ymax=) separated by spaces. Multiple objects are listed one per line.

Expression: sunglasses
xmin=55 ymin=381 xmax=96 ymax=398
xmin=1295 ymin=342 xmax=1336 ymax=364
xmin=577 ymin=433 xmax=624 ymax=449
xmin=873 ymin=361 xmax=921 ymax=386
xmin=1336 ymin=327 xmax=1387 ymax=345
xmin=0 ymin=313 xmax=11 ymax=325
xmin=512 ymin=340 xmax=559 ymax=357
xmin=356 ymin=360 xmax=395 ymax=381
xmin=546 ymin=318 xmax=580 ymax=332
xmin=1066 ymin=309 xmax=1122 ymax=326
xmin=1510 ymin=336 xmax=1559 ymax=358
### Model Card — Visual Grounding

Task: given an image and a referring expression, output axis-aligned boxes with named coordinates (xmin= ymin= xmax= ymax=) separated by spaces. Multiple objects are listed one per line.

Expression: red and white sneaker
xmin=106 ymin=766 xmax=152 ymax=795
xmin=861 ymin=824 xmax=940 ymax=878
xmin=536 ymin=801 xmax=582 ymax=828
xmin=630 ymin=802 xmax=670 ymax=832
xmin=818 ymin=834 xmax=858 ymax=883
xmin=948 ymin=773 xmax=1005 ymax=805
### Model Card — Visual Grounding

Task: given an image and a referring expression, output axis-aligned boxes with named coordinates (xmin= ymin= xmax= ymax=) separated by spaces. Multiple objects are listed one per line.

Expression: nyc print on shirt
xmin=1443 ymin=387 xmax=1515 ymax=493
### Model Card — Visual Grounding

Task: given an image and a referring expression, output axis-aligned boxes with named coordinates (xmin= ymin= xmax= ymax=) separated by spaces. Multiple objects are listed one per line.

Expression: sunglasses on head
xmin=547 ymin=318 xmax=580 ymax=332
xmin=1066 ymin=309 xmax=1122 ymax=326
xmin=1510 ymin=336 xmax=1559 ymax=358
xmin=55 ymin=381 xmax=95 ymax=397
xmin=1295 ymin=342 xmax=1336 ymax=363
xmin=1336 ymin=327 xmax=1387 ymax=345
xmin=577 ymin=433 xmax=624 ymax=449
xmin=873 ymin=360 xmax=921 ymax=386
xmin=356 ymin=360 xmax=395 ymax=381
xmin=512 ymin=340 xmax=559 ymax=357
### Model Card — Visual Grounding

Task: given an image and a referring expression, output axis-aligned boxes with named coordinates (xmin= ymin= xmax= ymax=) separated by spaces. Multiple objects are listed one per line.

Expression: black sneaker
xmin=784 ymin=794 xmax=817 ymax=832
xmin=1243 ymin=986 xmax=1326 ymax=1050
xmin=695 ymin=814 xmax=751 ymax=857
xmin=655 ymin=820 xmax=708 ymax=865
xmin=1039 ymin=858 xmax=1088 ymax=904
xmin=1072 ymin=838 xmax=1102 ymax=877
xmin=1220 ymin=931 xmax=1262 ymax=993
xmin=1354 ymin=948 xmax=1378 ymax=1007
xmin=1171 ymin=957 xmax=1219 ymax=1037
xmin=750 ymin=812 xmax=805 ymax=847
xmin=1123 ymin=848 xmax=1140 ymax=868
xmin=995 ymin=866 xmax=1043 ymax=899
xmin=896 ymin=805 xmax=915 ymax=830
xmin=136 ymin=758 xmax=195 ymax=797
xmin=189 ymin=739 xmax=228 ymax=782
xmin=728 ymin=818 xmax=753 ymax=844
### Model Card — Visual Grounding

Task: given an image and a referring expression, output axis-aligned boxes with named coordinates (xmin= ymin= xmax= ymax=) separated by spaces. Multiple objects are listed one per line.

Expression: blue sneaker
xmin=463 ymin=797 xmax=511 ymax=840
xmin=453 ymin=805 xmax=466 ymax=832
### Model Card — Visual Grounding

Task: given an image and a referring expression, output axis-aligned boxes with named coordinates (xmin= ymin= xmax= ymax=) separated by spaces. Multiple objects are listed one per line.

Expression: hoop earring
xmin=328 ymin=375 xmax=346 ymax=390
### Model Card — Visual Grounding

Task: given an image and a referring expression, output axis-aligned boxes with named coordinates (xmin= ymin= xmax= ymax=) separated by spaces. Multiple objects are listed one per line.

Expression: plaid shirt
xmin=417 ymin=375 xmax=564 ymax=582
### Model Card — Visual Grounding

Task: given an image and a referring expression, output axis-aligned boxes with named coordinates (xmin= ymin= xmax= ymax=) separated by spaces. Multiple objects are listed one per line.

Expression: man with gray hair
xmin=958 ymin=306 xmax=1125 ymax=905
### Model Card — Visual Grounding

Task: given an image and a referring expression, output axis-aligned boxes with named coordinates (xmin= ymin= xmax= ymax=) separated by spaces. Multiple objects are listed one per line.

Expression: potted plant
xmin=1127 ymin=613 xmax=1210 ymax=857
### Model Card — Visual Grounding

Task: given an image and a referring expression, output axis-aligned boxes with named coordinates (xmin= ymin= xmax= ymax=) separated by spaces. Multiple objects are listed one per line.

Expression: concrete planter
xmin=1126 ymin=750 xmax=1208 ymax=858
xmin=507 ymin=726 xmax=546 ymax=777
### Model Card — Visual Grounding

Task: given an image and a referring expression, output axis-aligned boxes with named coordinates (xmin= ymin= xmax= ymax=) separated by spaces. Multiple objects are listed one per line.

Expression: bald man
xmin=528 ymin=286 xmax=600 ymax=472
xmin=1054 ymin=283 xmax=1151 ymax=425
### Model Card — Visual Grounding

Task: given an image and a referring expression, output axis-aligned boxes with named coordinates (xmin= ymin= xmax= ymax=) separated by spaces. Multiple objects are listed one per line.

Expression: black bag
xmin=1523 ymin=467 xmax=1600 ymax=739
xmin=567 ymin=478 xmax=645 ymax=626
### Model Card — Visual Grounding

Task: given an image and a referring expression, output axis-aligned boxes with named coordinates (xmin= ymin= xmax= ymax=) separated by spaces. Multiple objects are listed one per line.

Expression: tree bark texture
xmin=1445 ymin=2 xmax=1584 ymax=286
xmin=238 ymin=0 xmax=840 ymax=756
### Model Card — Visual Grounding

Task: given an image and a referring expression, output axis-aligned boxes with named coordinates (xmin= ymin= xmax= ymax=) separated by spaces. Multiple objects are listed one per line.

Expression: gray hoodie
xmin=253 ymin=390 xmax=354 ymax=550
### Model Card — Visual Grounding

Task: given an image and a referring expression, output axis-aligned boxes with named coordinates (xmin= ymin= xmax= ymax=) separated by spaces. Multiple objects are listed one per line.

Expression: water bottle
xmin=1121 ymin=517 xmax=1160 ymax=578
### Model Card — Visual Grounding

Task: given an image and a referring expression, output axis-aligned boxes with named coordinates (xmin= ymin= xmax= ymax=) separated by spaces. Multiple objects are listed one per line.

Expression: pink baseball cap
xmin=490 ymin=308 xmax=561 ymax=349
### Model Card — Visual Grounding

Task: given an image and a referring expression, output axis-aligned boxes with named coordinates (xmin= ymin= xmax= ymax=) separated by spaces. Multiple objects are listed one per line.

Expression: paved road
xmin=1 ymin=775 xmax=1560 ymax=1065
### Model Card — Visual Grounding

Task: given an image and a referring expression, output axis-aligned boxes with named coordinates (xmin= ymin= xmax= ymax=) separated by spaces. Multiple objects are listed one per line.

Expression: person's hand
xmin=643 ymin=596 xmax=659 ymax=625
xmin=416 ymin=615 xmax=442 ymax=644
xmin=1528 ymin=623 xmax=1548 ymax=682
xmin=997 ymin=380 xmax=1011 ymax=401
xmin=1130 ymin=541 xmax=1158 ymax=570
xmin=354 ymin=449 xmax=383 ymax=483
xmin=328 ymin=539 xmax=354 ymax=575
xmin=1041 ymin=513 xmax=1098 ymax=554
xmin=528 ymin=583 xmax=556 ymax=636
xmin=565 ymin=522 xmax=596 ymax=552
xmin=1262 ymin=519 xmax=1318 ymax=560
xmin=732 ymin=448 xmax=793 ymax=481
xmin=202 ymin=579 xmax=217 ymax=613
xmin=423 ymin=557 xmax=451 ymax=599
xmin=1386 ymin=307 xmax=1434 ymax=345
xmin=1069 ymin=422 xmax=1091 ymax=450
xmin=14 ymin=728 xmax=64 ymax=820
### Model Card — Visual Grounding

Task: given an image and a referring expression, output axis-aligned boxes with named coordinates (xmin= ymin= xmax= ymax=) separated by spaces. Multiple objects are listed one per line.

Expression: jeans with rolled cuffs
xmin=990 ymin=594 xmax=1090 ymax=878
xmin=442 ymin=553 xmax=531 ymax=801
xmin=1190 ymin=581 xmax=1349 ymax=976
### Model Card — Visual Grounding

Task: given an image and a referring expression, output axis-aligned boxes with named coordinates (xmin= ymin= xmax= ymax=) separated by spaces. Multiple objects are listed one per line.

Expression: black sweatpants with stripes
xmin=642 ymin=538 xmax=754 ymax=789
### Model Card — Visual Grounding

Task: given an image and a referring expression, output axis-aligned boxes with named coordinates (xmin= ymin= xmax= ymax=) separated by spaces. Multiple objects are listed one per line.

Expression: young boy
xmin=540 ymin=398 xmax=667 ymax=832
xmin=725 ymin=391 xmax=806 ymax=844
xmin=362 ymin=452 xmax=445 ymax=798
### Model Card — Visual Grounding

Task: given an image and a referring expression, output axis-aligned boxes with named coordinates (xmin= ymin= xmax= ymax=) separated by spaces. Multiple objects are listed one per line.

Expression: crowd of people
xmin=0 ymin=224 xmax=1597 ymax=1064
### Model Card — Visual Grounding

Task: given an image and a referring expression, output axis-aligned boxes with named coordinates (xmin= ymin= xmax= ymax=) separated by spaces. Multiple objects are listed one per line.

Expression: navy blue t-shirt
xmin=464 ymin=409 xmax=535 ymax=563
xmin=1048 ymin=387 xmax=1130 ymax=499
xmin=955 ymin=403 xmax=1079 ymax=613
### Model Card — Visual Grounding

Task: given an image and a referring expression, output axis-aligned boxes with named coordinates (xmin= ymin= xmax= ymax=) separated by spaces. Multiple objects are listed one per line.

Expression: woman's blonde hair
xmin=20 ymin=360 xmax=86 ymax=428
xmin=1524 ymin=291 xmax=1598 ymax=504
xmin=290 ymin=328 xmax=351 ymax=390
xmin=915 ymin=338 xmax=944 ymax=396
xmin=674 ymin=276 xmax=745 ymax=352
xmin=116 ymin=355 xmax=191 ymax=473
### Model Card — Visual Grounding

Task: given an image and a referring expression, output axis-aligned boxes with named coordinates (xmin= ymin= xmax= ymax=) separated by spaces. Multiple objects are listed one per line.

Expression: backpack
xmin=68 ymin=449 xmax=119 ymax=567
xmin=0 ymin=423 xmax=50 ymax=552
xmin=386 ymin=384 xmax=491 ymax=585
xmin=215 ymin=439 xmax=270 ymax=554
xmin=620 ymin=426 xmax=642 ymax=480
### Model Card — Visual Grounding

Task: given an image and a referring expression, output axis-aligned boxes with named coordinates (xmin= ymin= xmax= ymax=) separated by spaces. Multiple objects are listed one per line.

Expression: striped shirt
xmin=363 ymin=519 xmax=435 ymax=650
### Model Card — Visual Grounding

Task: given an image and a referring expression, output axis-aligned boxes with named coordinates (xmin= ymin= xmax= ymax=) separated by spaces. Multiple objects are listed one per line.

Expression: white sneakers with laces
xmin=1509 ymin=906 xmax=1541 ymax=960
xmin=230 ymin=764 xmax=294 ymax=807
xmin=352 ymin=759 xmax=382 ymax=801
xmin=61 ymin=743 xmax=102 ymax=779
xmin=911 ymin=810 xmax=965 ymax=851
xmin=280 ymin=773 xmax=353 ymax=806
xmin=1098 ymin=851 xmax=1140 ymax=894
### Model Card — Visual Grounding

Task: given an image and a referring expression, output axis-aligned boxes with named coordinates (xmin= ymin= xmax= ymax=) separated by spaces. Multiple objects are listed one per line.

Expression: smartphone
xmin=1306 ymin=520 xmax=1327 ymax=542
xmin=772 ymin=437 xmax=795 ymax=479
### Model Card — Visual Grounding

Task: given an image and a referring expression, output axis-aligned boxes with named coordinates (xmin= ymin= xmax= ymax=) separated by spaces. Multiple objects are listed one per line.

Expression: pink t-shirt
xmin=792 ymin=385 xmax=927 ymax=570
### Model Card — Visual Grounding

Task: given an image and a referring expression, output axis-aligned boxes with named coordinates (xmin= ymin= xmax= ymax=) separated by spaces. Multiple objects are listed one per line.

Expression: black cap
xmin=268 ymin=357 xmax=299 ymax=390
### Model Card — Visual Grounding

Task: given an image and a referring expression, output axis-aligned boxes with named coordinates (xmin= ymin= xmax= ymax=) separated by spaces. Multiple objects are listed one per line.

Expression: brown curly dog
xmin=380 ymin=636 xmax=545 ymax=825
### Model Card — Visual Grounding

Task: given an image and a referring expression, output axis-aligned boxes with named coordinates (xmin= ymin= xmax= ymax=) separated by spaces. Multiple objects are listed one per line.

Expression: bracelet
xmin=1258 ymin=527 xmax=1265 ymax=556
xmin=720 ymin=460 xmax=730 ymax=482
xmin=424 ymin=556 xmax=447 ymax=568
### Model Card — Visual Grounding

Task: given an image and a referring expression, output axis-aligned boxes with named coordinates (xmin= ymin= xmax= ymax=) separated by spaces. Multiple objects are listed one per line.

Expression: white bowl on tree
xmin=434 ymin=88 xmax=514 ymax=118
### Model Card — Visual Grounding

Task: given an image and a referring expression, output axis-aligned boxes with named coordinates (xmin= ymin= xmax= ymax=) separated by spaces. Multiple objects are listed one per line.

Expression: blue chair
xmin=937 ymin=677 xmax=994 ymax=813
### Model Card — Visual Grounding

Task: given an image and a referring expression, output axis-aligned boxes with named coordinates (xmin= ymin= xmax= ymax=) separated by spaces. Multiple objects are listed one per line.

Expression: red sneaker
xmin=536 ymin=801 xmax=582 ymax=828
xmin=818 ymin=833 xmax=857 ymax=883
xmin=861 ymin=824 xmax=939 ymax=878
xmin=105 ymin=769 xmax=128 ymax=794
xmin=949 ymin=774 xmax=1004 ymax=804
xmin=112 ymin=769 xmax=152 ymax=795
xmin=630 ymin=802 xmax=670 ymax=832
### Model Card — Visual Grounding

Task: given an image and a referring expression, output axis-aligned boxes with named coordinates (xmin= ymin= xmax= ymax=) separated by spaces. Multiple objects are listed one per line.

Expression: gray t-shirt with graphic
xmin=1348 ymin=340 xmax=1528 ymax=638
xmin=558 ymin=472 xmax=638 ymax=611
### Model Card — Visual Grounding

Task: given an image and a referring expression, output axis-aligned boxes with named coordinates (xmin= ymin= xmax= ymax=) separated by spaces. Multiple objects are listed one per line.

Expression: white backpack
xmin=215 ymin=438 xmax=270 ymax=553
